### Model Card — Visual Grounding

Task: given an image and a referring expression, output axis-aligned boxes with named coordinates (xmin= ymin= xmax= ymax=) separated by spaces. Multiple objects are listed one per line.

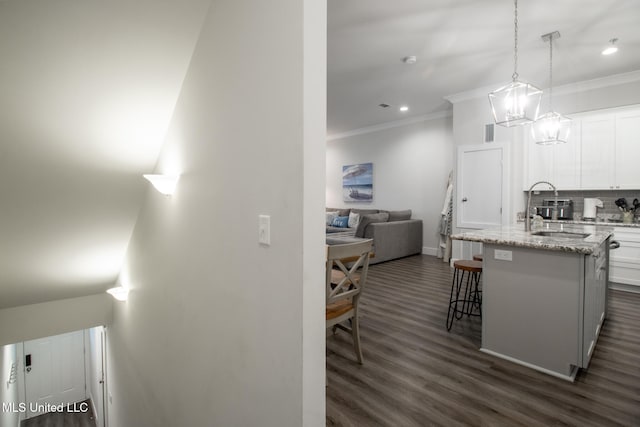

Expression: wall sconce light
xmin=107 ymin=286 xmax=129 ymax=301
xmin=143 ymin=174 xmax=180 ymax=196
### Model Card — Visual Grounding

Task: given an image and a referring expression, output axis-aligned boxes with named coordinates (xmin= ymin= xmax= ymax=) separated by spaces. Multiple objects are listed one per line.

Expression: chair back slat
xmin=326 ymin=240 xmax=373 ymax=305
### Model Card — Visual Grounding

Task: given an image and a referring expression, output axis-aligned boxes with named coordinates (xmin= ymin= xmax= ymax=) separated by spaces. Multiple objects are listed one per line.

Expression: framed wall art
xmin=342 ymin=162 xmax=373 ymax=202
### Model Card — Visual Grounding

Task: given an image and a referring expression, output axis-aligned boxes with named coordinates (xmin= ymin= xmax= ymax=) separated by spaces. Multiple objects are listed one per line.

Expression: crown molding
xmin=327 ymin=110 xmax=452 ymax=142
xmin=444 ymin=69 xmax=640 ymax=105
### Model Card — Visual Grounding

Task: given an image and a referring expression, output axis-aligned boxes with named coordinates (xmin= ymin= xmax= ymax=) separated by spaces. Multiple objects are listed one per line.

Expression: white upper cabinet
xmin=525 ymin=129 xmax=553 ymax=187
xmin=524 ymin=105 xmax=640 ymax=191
xmin=614 ymin=109 xmax=640 ymax=189
xmin=553 ymin=119 xmax=582 ymax=190
xmin=580 ymin=113 xmax=615 ymax=190
xmin=524 ymin=119 xmax=581 ymax=190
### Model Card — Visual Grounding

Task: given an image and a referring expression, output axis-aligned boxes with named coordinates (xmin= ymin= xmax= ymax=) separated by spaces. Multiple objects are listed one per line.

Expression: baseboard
xmin=422 ymin=247 xmax=438 ymax=256
xmin=479 ymin=348 xmax=577 ymax=382
xmin=609 ymin=282 xmax=640 ymax=294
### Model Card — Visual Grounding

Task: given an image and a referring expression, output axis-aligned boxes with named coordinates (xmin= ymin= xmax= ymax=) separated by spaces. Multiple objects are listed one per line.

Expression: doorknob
xmin=462 ymin=197 xmax=468 ymax=202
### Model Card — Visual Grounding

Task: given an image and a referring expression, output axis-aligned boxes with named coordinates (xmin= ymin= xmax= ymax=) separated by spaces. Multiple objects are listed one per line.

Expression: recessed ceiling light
xmin=602 ymin=38 xmax=618 ymax=55
xmin=402 ymin=56 xmax=417 ymax=64
xmin=399 ymin=106 xmax=409 ymax=112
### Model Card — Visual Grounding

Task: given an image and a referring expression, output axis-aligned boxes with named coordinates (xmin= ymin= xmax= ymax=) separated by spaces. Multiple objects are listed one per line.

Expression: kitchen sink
xmin=531 ymin=231 xmax=591 ymax=239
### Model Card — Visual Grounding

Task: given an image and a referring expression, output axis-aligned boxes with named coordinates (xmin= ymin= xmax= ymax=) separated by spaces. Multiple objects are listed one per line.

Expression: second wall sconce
xmin=143 ymin=174 xmax=180 ymax=196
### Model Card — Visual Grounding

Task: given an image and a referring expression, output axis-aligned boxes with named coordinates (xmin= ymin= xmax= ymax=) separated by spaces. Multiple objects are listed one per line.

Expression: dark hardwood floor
xmin=20 ymin=400 xmax=96 ymax=427
xmin=326 ymin=255 xmax=640 ymax=426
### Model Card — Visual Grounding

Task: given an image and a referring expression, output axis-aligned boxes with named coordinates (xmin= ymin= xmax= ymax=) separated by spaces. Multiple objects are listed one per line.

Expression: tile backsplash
xmin=527 ymin=190 xmax=640 ymax=221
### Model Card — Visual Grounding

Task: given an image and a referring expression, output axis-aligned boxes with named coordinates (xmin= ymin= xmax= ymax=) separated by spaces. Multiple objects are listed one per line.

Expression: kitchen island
xmin=452 ymin=223 xmax=614 ymax=381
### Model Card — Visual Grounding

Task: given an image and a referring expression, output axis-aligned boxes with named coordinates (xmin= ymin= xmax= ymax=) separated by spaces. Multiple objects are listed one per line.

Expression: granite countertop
xmin=451 ymin=223 xmax=615 ymax=255
xmin=542 ymin=219 xmax=640 ymax=228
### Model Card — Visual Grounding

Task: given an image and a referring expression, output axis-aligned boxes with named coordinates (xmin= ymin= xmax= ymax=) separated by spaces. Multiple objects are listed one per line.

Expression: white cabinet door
xmin=614 ymin=109 xmax=640 ymax=189
xmin=580 ymin=113 xmax=615 ymax=189
xmin=610 ymin=228 xmax=640 ymax=288
xmin=525 ymin=131 xmax=553 ymax=189
xmin=553 ymin=119 xmax=581 ymax=189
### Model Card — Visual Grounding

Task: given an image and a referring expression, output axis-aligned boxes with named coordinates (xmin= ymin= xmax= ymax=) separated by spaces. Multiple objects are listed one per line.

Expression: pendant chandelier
xmin=489 ymin=0 xmax=542 ymax=127
xmin=531 ymin=31 xmax=571 ymax=144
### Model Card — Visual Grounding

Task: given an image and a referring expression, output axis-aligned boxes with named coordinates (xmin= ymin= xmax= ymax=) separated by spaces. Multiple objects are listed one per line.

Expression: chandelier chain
xmin=512 ymin=0 xmax=519 ymax=80
xmin=549 ymin=34 xmax=553 ymax=111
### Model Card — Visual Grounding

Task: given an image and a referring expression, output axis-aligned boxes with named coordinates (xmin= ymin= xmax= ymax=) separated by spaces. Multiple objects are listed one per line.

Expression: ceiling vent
xmin=485 ymin=123 xmax=495 ymax=143
xmin=379 ymin=103 xmax=390 ymax=108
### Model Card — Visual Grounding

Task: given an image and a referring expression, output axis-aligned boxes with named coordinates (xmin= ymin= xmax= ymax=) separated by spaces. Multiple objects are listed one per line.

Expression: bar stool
xmin=473 ymin=254 xmax=483 ymax=262
xmin=446 ymin=260 xmax=482 ymax=331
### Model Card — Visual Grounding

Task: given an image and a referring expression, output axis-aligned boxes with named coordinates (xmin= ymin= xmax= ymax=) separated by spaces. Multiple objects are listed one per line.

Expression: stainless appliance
xmin=536 ymin=199 xmax=573 ymax=220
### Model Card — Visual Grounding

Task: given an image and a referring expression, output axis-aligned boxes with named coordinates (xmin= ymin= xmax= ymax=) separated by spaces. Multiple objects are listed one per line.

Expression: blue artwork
xmin=342 ymin=163 xmax=373 ymax=202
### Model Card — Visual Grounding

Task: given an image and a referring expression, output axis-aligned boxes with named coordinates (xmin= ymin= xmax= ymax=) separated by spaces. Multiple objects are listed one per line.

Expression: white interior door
xmin=23 ymin=330 xmax=86 ymax=418
xmin=457 ymin=144 xmax=504 ymax=229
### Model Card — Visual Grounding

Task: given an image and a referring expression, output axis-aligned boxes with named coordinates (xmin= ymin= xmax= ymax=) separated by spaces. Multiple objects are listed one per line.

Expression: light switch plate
xmin=259 ymin=215 xmax=270 ymax=245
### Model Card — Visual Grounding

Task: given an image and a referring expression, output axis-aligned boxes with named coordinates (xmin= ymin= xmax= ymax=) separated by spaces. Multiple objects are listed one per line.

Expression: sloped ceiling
xmin=328 ymin=0 xmax=640 ymax=135
xmin=0 ymin=0 xmax=210 ymax=308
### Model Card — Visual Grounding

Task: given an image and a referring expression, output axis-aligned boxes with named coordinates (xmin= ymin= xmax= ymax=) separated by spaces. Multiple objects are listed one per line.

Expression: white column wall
xmin=106 ymin=1 xmax=325 ymax=426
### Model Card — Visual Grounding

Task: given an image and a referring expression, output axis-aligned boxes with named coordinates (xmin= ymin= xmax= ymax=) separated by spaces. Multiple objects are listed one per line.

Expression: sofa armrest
xmin=364 ymin=219 xmax=423 ymax=264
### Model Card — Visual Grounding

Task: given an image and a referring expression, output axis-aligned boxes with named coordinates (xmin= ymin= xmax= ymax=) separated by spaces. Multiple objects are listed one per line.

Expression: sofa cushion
xmin=326 ymin=211 xmax=339 ymax=226
xmin=348 ymin=211 xmax=360 ymax=229
xmin=327 ymin=207 xmax=351 ymax=216
xmin=355 ymin=212 xmax=389 ymax=238
xmin=331 ymin=215 xmax=349 ymax=228
xmin=351 ymin=208 xmax=379 ymax=215
xmin=387 ymin=209 xmax=412 ymax=221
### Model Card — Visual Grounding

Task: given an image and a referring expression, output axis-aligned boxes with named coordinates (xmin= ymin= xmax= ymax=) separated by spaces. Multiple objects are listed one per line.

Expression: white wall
xmin=326 ymin=115 xmax=454 ymax=254
xmin=0 ymin=294 xmax=112 ymax=347
xmin=0 ymin=344 xmax=19 ymax=427
xmin=106 ymin=1 xmax=326 ymax=426
xmin=449 ymin=75 xmax=640 ymax=258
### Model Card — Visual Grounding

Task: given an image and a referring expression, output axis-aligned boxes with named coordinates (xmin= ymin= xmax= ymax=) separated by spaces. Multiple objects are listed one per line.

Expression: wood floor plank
xmin=326 ymin=255 xmax=640 ymax=426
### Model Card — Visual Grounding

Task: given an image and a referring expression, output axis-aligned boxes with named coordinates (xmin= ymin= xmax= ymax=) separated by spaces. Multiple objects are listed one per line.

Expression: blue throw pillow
xmin=331 ymin=216 xmax=349 ymax=228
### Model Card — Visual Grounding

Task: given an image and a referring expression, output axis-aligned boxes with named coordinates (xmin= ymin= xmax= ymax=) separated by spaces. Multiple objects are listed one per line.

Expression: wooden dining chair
xmin=326 ymin=239 xmax=373 ymax=364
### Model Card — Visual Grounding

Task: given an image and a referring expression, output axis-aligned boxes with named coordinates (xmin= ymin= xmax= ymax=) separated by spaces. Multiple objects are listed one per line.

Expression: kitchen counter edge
xmin=451 ymin=224 xmax=614 ymax=255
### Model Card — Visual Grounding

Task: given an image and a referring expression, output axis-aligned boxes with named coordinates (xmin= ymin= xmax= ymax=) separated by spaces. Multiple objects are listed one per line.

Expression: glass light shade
xmin=489 ymin=80 xmax=543 ymax=127
xmin=143 ymin=174 xmax=180 ymax=196
xmin=531 ymin=111 xmax=571 ymax=145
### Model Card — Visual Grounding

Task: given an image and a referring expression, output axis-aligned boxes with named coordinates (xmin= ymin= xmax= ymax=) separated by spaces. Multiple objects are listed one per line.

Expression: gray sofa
xmin=326 ymin=208 xmax=423 ymax=264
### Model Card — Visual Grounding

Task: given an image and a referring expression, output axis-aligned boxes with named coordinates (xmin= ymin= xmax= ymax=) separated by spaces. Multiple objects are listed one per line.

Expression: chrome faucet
xmin=526 ymin=181 xmax=558 ymax=232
